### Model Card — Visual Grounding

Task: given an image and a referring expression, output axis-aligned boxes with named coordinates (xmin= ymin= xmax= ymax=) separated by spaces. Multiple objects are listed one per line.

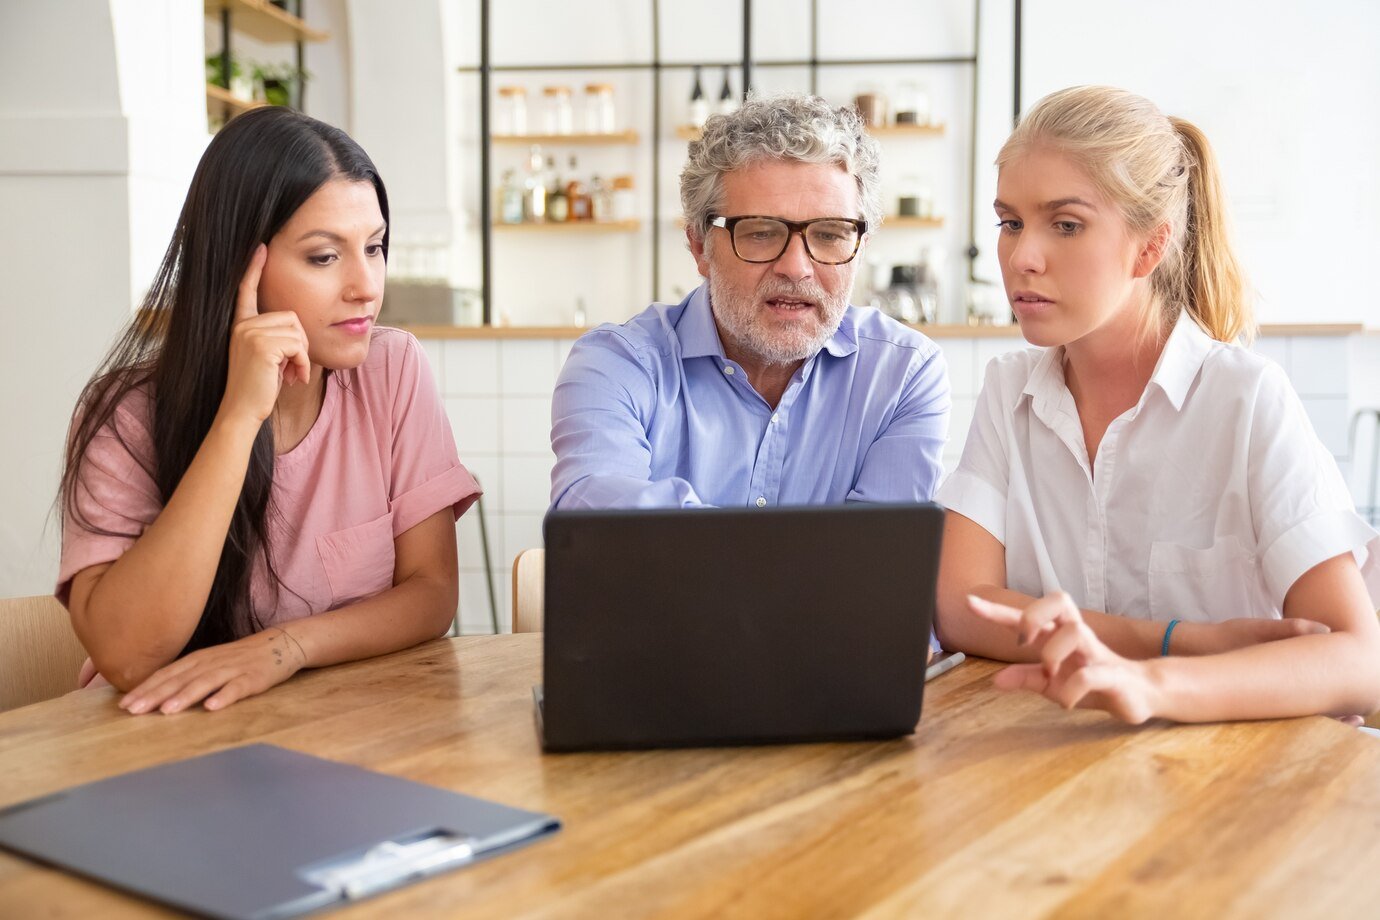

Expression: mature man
xmin=550 ymin=92 xmax=950 ymax=509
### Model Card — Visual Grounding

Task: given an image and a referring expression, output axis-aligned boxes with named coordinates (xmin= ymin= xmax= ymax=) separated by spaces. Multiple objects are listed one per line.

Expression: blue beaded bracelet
xmin=1161 ymin=618 xmax=1182 ymax=657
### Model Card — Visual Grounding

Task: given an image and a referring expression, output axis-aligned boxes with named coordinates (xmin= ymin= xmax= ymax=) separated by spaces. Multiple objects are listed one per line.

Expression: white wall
xmin=0 ymin=0 xmax=203 ymax=598
xmin=1007 ymin=0 xmax=1380 ymax=328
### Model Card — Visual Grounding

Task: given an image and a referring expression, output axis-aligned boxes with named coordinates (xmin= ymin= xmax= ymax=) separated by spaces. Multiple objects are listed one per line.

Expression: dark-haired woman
xmin=57 ymin=107 xmax=478 ymax=713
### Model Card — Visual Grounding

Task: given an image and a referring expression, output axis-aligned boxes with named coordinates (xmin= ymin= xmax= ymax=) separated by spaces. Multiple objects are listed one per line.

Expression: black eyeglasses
xmin=709 ymin=215 xmax=868 ymax=265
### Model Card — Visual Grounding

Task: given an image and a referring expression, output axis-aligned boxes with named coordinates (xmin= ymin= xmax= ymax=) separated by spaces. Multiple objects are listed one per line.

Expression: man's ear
xmin=688 ymin=226 xmax=711 ymax=279
xmin=1133 ymin=222 xmax=1172 ymax=279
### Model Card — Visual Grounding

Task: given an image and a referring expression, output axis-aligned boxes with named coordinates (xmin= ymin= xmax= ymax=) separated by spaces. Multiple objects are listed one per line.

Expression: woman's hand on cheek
xmin=968 ymin=593 xmax=1163 ymax=725
xmin=118 ymin=627 xmax=308 ymax=715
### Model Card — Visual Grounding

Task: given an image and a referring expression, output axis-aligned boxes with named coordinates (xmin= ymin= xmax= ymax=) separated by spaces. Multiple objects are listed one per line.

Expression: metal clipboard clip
xmin=300 ymin=830 xmax=481 ymax=900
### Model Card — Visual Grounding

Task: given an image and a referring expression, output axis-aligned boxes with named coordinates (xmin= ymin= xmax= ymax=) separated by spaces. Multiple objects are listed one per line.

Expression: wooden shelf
xmin=205 ymin=83 xmax=266 ymax=115
xmin=491 ymin=131 xmax=639 ymax=145
xmin=869 ymin=123 xmax=946 ymax=136
xmin=204 ymin=0 xmax=329 ymax=43
xmin=494 ymin=219 xmax=642 ymax=233
xmin=676 ymin=123 xmax=945 ymax=142
xmin=886 ymin=216 xmax=945 ymax=228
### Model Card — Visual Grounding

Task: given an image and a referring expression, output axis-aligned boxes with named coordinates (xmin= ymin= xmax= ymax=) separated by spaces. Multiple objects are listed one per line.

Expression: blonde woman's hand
xmin=117 ymin=627 xmax=307 ymax=714
xmin=968 ymin=593 xmax=1163 ymax=724
xmin=218 ymin=243 xmax=311 ymax=427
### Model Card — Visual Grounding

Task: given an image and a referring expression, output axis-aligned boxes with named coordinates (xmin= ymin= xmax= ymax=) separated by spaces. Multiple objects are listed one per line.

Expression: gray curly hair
xmin=680 ymin=92 xmax=883 ymax=242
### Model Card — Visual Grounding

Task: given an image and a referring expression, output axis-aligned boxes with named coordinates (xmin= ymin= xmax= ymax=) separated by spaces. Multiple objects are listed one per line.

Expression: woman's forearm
xmin=939 ymin=584 xmax=1166 ymax=661
xmin=1146 ymin=630 xmax=1380 ymax=722
xmin=277 ymin=569 xmax=457 ymax=670
xmin=77 ymin=413 xmax=260 ymax=682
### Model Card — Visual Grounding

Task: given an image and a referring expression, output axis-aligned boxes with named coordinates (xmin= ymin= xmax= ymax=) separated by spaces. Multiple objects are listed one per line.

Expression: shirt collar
xmin=677 ymin=282 xmax=858 ymax=361
xmin=1147 ymin=309 xmax=1215 ymax=411
xmin=1017 ymin=308 xmax=1215 ymax=414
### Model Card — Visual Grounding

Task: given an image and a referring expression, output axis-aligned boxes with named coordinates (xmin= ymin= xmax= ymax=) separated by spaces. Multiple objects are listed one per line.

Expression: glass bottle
xmin=498 ymin=169 xmax=523 ymax=224
xmin=522 ymin=145 xmax=546 ymax=222
xmin=589 ymin=175 xmax=612 ymax=222
xmin=547 ymin=156 xmax=568 ymax=222
xmin=565 ymin=155 xmax=590 ymax=221
xmin=583 ymin=83 xmax=616 ymax=134
xmin=688 ymin=65 xmax=708 ymax=128
xmin=717 ymin=66 xmax=737 ymax=116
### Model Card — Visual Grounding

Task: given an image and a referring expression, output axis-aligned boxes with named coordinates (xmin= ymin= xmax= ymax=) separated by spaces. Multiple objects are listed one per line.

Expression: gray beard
xmin=708 ymin=273 xmax=848 ymax=366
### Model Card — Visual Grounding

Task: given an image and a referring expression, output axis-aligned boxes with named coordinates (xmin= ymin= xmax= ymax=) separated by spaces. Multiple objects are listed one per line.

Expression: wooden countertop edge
xmin=396 ymin=322 xmax=1368 ymax=341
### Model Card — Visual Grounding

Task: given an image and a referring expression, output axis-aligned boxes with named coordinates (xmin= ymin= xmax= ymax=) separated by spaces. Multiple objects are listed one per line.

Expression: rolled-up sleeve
xmin=388 ymin=334 xmax=480 ymax=534
xmin=1248 ymin=364 xmax=1380 ymax=607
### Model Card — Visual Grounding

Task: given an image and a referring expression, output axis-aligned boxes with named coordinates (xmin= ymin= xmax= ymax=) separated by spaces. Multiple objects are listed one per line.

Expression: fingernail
xmin=161 ymin=702 xmax=180 ymax=714
xmin=127 ymin=700 xmax=147 ymax=714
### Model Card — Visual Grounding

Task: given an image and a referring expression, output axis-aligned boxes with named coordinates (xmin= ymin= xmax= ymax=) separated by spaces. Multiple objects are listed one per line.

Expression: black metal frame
xmin=468 ymin=0 xmax=1013 ymax=325
xmin=212 ymin=1 xmax=310 ymax=112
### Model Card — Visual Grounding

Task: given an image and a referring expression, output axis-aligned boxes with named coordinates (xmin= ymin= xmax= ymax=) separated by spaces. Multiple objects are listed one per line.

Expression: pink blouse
xmin=57 ymin=327 xmax=479 ymax=626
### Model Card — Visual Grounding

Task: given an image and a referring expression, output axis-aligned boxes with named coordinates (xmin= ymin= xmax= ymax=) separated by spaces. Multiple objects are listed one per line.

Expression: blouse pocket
xmin=1147 ymin=535 xmax=1266 ymax=623
xmin=316 ymin=511 xmax=396 ymax=609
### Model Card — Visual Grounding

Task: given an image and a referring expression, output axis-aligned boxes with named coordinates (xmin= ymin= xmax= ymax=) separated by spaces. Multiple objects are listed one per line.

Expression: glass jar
xmin=611 ymin=175 xmax=635 ymax=222
xmin=853 ymin=83 xmax=888 ymax=128
xmin=542 ymin=85 xmax=574 ymax=135
xmin=893 ymin=82 xmax=931 ymax=126
xmin=495 ymin=86 xmax=527 ymax=135
xmin=583 ymin=83 xmax=616 ymax=134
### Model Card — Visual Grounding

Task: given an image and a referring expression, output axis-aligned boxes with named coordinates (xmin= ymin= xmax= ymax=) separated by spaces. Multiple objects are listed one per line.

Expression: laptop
xmin=537 ymin=503 xmax=945 ymax=752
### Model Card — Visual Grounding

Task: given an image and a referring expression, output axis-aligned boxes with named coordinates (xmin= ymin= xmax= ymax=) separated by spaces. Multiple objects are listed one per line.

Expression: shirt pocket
xmin=1147 ymin=535 xmax=1266 ymax=623
xmin=316 ymin=511 xmax=396 ymax=609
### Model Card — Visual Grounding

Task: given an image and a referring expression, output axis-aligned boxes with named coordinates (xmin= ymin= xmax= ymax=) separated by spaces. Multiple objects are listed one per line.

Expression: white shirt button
xmin=755 ymin=496 xmax=767 ymax=507
xmin=723 ymin=366 xmax=735 ymax=375
xmin=770 ymin=413 xmax=779 ymax=424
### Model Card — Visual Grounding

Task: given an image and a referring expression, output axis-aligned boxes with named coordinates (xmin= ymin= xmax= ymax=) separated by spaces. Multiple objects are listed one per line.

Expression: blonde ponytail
xmin=998 ymin=87 xmax=1254 ymax=344
xmin=1166 ymin=117 xmax=1252 ymax=343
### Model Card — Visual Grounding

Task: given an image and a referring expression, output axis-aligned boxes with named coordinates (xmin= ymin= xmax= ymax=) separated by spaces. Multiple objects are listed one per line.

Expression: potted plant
xmin=252 ymin=62 xmax=310 ymax=108
xmin=206 ymin=53 xmax=253 ymax=102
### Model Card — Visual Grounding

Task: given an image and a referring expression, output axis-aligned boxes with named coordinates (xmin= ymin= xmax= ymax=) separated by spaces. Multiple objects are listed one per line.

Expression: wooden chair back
xmin=0 ymin=596 xmax=88 ymax=711
xmin=511 ymin=548 xmax=545 ymax=633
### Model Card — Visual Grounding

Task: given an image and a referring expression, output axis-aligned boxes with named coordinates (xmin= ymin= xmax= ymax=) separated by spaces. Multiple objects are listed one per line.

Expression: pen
xmin=925 ymin=651 xmax=965 ymax=682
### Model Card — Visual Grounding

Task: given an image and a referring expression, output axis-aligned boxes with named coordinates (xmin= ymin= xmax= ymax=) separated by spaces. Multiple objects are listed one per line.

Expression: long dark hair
xmin=59 ymin=107 xmax=390 ymax=653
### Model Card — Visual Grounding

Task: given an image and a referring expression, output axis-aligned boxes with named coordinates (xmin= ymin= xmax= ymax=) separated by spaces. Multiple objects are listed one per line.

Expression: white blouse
xmin=937 ymin=311 xmax=1380 ymax=623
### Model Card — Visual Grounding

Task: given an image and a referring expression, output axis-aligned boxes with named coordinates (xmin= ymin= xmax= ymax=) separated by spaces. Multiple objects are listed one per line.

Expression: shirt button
xmin=723 ymin=366 xmax=735 ymax=375
xmin=755 ymin=497 xmax=767 ymax=508
xmin=770 ymin=413 xmax=779 ymax=424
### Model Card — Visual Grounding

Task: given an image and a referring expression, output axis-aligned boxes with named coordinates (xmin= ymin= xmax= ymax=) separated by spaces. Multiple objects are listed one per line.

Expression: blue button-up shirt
xmin=550 ymin=284 xmax=950 ymax=510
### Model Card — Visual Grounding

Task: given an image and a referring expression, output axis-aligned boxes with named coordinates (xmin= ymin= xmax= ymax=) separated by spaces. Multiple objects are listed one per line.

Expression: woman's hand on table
xmin=967 ymin=593 xmax=1163 ymax=724
xmin=118 ymin=627 xmax=307 ymax=714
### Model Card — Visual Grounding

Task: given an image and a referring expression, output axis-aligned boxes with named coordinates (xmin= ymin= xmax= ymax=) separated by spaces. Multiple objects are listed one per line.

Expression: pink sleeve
xmin=56 ymin=392 xmax=163 ymax=605
xmin=387 ymin=334 xmax=481 ymax=536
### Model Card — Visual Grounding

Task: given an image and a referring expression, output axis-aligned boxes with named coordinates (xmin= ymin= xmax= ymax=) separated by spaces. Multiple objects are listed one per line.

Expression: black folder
xmin=0 ymin=744 xmax=560 ymax=919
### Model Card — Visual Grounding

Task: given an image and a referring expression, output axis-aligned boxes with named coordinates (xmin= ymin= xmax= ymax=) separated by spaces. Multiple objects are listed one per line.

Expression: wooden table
xmin=2 ymin=634 xmax=1379 ymax=918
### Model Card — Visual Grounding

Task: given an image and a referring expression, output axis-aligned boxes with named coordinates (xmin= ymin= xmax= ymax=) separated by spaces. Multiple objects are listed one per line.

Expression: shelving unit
xmin=467 ymin=0 xmax=998 ymax=327
xmin=203 ymin=0 xmax=328 ymax=128
xmin=205 ymin=82 xmax=265 ymax=118
xmin=494 ymin=220 xmax=642 ymax=233
xmin=491 ymin=131 xmax=640 ymax=145
xmin=676 ymin=123 xmax=945 ymax=142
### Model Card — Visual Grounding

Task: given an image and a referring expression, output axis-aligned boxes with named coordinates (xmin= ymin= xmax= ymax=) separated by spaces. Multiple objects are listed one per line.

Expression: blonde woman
xmin=935 ymin=86 xmax=1380 ymax=724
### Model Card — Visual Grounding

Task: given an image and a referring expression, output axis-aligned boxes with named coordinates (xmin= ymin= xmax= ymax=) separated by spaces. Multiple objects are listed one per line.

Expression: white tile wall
xmin=1290 ymin=337 xmax=1351 ymax=397
xmin=499 ymin=340 xmax=560 ymax=396
xmin=501 ymin=397 xmax=556 ymax=456
xmin=444 ymin=396 xmax=501 ymax=455
xmin=443 ymin=340 xmax=500 ymax=396
xmin=423 ymin=330 xmax=1363 ymax=630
